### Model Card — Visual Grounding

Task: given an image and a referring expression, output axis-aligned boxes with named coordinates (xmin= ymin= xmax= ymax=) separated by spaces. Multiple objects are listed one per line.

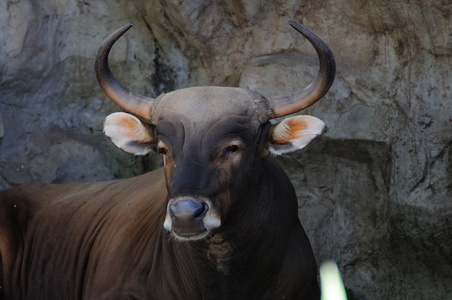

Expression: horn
xmin=95 ymin=23 xmax=154 ymax=120
xmin=270 ymin=21 xmax=336 ymax=118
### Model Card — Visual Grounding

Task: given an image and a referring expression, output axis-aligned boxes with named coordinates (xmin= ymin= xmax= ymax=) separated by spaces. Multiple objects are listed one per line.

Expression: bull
xmin=0 ymin=21 xmax=335 ymax=299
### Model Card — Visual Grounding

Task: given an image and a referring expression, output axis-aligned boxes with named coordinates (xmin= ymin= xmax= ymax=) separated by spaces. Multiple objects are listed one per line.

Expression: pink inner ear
xmin=271 ymin=116 xmax=326 ymax=144
xmin=105 ymin=113 xmax=153 ymax=142
xmin=271 ymin=118 xmax=308 ymax=144
xmin=271 ymin=119 xmax=291 ymax=144
xmin=268 ymin=116 xmax=325 ymax=156
xmin=285 ymin=118 xmax=311 ymax=139
xmin=116 ymin=116 xmax=142 ymax=129
xmin=104 ymin=113 xmax=155 ymax=155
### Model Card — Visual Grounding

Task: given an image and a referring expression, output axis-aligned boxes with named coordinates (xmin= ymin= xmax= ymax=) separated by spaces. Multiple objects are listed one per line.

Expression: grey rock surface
xmin=0 ymin=0 xmax=451 ymax=298
xmin=0 ymin=107 xmax=3 ymax=146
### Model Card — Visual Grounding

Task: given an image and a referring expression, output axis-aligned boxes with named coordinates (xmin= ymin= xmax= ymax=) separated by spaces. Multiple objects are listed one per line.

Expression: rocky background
xmin=0 ymin=0 xmax=451 ymax=298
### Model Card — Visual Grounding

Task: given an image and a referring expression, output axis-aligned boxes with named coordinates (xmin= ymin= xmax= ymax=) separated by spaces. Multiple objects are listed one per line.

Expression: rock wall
xmin=0 ymin=0 xmax=451 ymax=298
xmin=0 ymin=106 xmax=4 ymax=146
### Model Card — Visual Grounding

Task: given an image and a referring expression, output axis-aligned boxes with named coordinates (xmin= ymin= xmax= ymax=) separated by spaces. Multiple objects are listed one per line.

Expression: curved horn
xmin=270 ymin=21 xmax=336 ymax=118
xmin=95 ymin=23 xmax=154 ymax=120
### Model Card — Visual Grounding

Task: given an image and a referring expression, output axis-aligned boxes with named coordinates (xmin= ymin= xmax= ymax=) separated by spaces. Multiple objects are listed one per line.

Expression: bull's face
xmin=96 ymin=22 xmax=335 ymax=241
xmin=155 ymin=88 xmax=271 ymax=240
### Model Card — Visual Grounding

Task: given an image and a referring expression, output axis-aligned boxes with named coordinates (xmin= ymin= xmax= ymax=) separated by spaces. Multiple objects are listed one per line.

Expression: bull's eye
xmin=222 ymin=144 xmax=240 ymax=158
xmin=157 ymin=141 xmax=168 ymax=156
xmin=217 ymin=139 xmax=244 ymax=161
xmin=225 ymin=145 xmax=239 ymax=153
xmin=158 ymin=147 xmax=167 ymax=155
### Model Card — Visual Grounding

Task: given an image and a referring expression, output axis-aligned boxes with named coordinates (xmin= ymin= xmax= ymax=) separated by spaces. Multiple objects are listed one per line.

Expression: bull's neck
xmin=162 ymin=156 xmax=300 ymax=298
xmin=224 ymin=155 xmax=299 ymax=239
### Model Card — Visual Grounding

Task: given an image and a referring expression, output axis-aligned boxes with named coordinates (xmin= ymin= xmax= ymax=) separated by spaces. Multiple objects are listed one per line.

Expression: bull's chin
xmin=170 ymin=229 xmax=210 ymax=241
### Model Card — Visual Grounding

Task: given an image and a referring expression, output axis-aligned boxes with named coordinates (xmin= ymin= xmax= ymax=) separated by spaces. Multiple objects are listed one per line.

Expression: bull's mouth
xmin=170 ymin=228 xmax=210 ymax=241
xmin=164 ymin=196 xmax=221 ymax=241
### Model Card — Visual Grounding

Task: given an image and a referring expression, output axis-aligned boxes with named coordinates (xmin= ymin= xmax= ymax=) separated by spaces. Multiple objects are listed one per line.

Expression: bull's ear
xmin=268 ymin=115 xmax=326 ymax=155
xmin=104 ymin=112 xmax=155 ymax=155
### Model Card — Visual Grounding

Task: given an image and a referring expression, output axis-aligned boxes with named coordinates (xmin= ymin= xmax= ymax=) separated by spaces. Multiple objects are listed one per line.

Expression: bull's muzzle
xmin=164 ymin=197 xmax=221 ymax=240
xmin=170 ymin=200 xmax=208 ymax=227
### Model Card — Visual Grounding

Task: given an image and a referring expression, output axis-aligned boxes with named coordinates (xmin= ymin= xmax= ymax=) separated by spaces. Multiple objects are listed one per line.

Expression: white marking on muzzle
xmin=164 ymin=196 xmax=221 ymax=238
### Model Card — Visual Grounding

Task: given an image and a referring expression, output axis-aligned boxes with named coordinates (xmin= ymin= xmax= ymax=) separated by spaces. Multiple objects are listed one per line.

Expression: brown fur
xmin=0 ymin=156 xmax=320 ymax=299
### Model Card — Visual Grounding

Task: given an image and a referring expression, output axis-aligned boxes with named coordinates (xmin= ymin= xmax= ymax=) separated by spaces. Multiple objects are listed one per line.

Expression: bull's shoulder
xmin=0 ymin=168 xmax=168 ymax=299
xmin=0 ymin=183 xmax=45 ymax=229
xmin=0 ymin=167 xmax=167 ymax=235
xmin=1 ymin=167 xmax=166 ymax=202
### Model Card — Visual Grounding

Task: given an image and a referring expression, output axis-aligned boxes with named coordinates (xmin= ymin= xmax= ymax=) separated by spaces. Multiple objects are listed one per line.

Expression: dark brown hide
xmin=0 ymin=158 xmax=319 ymax=299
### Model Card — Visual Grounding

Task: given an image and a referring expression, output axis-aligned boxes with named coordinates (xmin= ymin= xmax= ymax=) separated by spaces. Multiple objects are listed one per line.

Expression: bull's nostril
xmin=169 ymin=200 xmax=208 ymax=222
xmin=194 ymin=202 xmax=208 ymax=219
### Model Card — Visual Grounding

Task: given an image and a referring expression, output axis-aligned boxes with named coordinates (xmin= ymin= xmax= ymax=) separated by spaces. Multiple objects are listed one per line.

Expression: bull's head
xmin=96 ymin=22 xmax=335 ymax=241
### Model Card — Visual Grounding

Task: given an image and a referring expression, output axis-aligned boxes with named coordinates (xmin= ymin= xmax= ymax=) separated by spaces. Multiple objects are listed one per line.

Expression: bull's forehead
xmin=150 ymin=87 xmax=271 ymax=125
